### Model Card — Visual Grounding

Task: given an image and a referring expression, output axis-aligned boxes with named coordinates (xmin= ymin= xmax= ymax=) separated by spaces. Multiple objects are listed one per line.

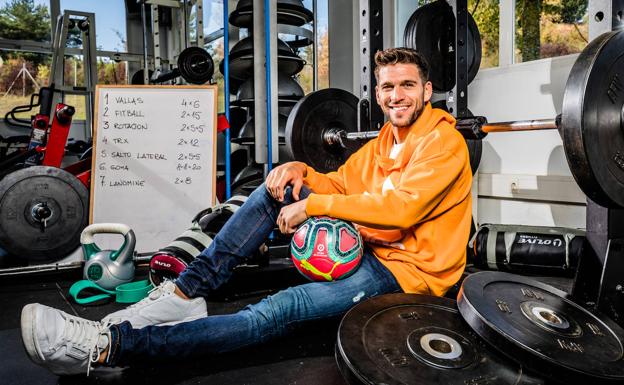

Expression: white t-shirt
xmin=389 ymin=142 xmax=405 ymax=160
xmin=382 ymin=142 xmax=405 ymax=194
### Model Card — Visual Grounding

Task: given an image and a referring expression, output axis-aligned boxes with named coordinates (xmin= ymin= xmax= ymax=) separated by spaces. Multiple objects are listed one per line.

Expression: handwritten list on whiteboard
xmin=91 ymin=85 xmax=217 ymax=253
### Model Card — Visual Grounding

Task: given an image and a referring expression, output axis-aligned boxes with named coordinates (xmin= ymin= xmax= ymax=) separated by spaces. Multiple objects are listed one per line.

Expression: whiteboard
xmin=91 ymin=85 xmax=217 ymax=253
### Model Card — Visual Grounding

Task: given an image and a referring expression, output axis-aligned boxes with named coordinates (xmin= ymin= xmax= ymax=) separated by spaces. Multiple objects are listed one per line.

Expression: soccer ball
xmin=290 ymin=216 xmax=363 ymax=281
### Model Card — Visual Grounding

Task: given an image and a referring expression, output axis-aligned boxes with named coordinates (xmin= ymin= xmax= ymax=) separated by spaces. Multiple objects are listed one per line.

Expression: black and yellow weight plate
xmin=458 ymin=271 xmax=624 ymax=384
xmin=336 ymin=293 xmax=543 ymax=385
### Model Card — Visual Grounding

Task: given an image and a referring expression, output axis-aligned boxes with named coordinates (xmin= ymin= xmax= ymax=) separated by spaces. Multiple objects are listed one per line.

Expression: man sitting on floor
xmin=20 ymin=47 xmax=473 ymax=375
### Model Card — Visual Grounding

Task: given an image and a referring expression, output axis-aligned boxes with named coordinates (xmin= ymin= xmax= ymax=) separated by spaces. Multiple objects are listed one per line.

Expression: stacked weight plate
xmin=335 ymin=272 xmax=624 ymax=385
xmin=220 ymin=0 xmax=312 ymax=194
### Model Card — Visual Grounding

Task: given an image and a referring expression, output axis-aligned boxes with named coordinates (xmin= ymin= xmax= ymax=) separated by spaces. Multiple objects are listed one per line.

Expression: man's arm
xmin=265 ymin=140 xmax=375 ymax=201
xmin=302 ymin=140 xmax=375 ymax=195
xmin=267 ymin=141 xmax=375 ymax=233
xmin=306 ymin=149 xmax=469 ymax=229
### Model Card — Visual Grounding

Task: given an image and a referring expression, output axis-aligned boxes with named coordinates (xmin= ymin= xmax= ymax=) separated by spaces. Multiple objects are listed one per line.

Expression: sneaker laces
xmin=86 ymin=320 xmax=113 ymax=376
xmin=60 ymin=315 xmax=111 ymax=376
xmin=125 ymin=280 xmax=176 ymax=310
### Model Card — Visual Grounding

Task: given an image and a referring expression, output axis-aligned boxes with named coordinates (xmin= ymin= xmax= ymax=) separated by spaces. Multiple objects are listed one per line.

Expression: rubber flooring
xmin=0 ymin=260 xmax=576 ymax=385
xmin=0 ymin=263 xmax=347 ymax=385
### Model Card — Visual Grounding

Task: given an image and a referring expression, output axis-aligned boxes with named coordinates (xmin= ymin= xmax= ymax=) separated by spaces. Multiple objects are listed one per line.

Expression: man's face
xmin=375 ymin=63 xmax=433 ymax=128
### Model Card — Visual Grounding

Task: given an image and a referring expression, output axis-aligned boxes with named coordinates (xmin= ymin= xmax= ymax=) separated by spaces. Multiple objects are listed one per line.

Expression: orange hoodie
xmin=303 ymin=103 xmax=473 ymax=296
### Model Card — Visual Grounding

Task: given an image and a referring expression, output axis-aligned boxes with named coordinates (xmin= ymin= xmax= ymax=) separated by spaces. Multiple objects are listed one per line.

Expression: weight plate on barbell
xmin=177 ymin=46 xmax=214 ymax=85
xmin=285 ymin=88 xmax=359 ymax=173
xmin=403 ymin=0 xmax=481 ymax=93
xmin=562 ymin=30 xmax=624 ymax=208
xmin=336 ymin=293 xmax=544 ymax=385
xmin=457 ymin=271 xmax=624 ymax=384
xmin=0 ymin=166 xmax=89 ymax=261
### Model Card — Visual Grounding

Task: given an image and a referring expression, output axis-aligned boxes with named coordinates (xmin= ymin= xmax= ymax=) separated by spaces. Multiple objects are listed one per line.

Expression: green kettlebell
xmin=81 ymin=223 xmax=136 ymax=290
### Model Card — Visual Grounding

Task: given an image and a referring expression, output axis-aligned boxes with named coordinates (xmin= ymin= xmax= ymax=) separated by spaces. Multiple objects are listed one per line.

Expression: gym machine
xmin=130 ymin=0 xmax=214 ymax=86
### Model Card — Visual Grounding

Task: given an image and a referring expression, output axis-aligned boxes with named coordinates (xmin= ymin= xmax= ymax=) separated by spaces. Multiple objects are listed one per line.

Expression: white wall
xmin=468 ymin=55 xmax=586 ymax=229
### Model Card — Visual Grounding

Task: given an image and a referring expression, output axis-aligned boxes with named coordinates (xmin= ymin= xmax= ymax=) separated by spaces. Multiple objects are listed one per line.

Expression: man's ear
xmin=424 ymin=81 xmax=433 ymax=103
xmin=375 ymin=85 xmax=382 ymax=107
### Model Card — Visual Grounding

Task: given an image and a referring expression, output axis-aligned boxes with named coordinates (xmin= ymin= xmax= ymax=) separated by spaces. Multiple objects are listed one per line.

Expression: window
xmin=514 ymin=0 xmax=588 ymax=63
xmin=0 ymin=1 xmax=52 ymax=119
xmin=298 ymin=0 xmax=328 ymax=93
xmin=205 ymin=36 xmax=225 ymax=113
xmin=470 ymin=0 xmax=499 ymax=68
xmin=60 ymin=0 xmax=127 ymax=52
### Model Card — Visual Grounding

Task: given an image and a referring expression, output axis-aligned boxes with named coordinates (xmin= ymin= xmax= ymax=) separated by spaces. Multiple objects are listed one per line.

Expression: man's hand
xmin=265 ymin=161 xmax=307 ymax=202
xmin=277 ymin=199 xmax=309 ymax=234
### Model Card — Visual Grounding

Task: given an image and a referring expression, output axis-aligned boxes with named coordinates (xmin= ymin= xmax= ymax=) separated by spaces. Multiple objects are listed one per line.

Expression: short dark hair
xmin=374 ymin=47 xmax=430 ymax=83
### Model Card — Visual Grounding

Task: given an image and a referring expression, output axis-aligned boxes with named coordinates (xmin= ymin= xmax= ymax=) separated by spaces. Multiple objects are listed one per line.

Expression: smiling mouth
xmin=389 ymin=106 xmax=410 ymax=111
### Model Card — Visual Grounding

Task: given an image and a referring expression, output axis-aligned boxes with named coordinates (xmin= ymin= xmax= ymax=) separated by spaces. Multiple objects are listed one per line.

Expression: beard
xmin=383 ymin=90 xmax=426 ymax=128
xmin=388 ymin=103 xmax=424 ymax=128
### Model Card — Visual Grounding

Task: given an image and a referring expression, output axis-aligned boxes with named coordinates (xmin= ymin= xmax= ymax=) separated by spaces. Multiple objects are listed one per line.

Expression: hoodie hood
xmin=374 ymin=102 xmax=457 ymax=172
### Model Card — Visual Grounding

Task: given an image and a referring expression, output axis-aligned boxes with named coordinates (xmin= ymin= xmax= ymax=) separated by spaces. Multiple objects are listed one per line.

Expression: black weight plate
xmin=233 ymin=114 xmax=288 ymax=145
xmin=130 ymin=69 xmax=154 ymax=85
xmin=403 ymin=0 xmax=481 ymax=93
xmin=285 ymin=88 xmax=359 ymax=173
xmin=177 ymin=46 xmax=214 ymax=84
xmin=432 ymin=101 xmax=482 ymax=174
xmin=231 ymin=163 xmax=264 ymax=196
xmin=0 ymin=166 xmax=89 ymax=261
xmin=229 ymin=0 xmax=313 ymax=28
xmin=219 ymin=37 xmax=305 ymax=80
xmin=457 ymin=271 xmax=624 ymax=384
xmin=232 ymin=72 xmax=304 ymax=107
xmin=561 ymin=30 xmax=624 ymax=208
xmin=228 ymin=54 xmax=305 ymax=81
xmin=336 ymin=293 xmax=544 ymax=385
xmin=281 ymin=35 xmax=313 ymax=49
xmin=229 ymin=106 xmax=249 ymax=134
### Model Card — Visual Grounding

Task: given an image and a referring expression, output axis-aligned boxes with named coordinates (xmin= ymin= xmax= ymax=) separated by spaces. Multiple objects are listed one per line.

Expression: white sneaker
xmin=21 ymin=303 xmax=111 ymax=376
xmin=101 ymin=280 xmax=207 ymax=329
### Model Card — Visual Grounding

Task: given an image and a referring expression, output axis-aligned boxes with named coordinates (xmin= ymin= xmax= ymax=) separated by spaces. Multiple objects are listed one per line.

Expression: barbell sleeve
xmin=323 ymin=129 xmax=382 ymax=148
xmin=481 ymin=118 xmax=557 ymax=133
xmin=152 ymin=69 xmax=181 ymax=84
xmin=345 ymin=131 xmax=382 ymax=140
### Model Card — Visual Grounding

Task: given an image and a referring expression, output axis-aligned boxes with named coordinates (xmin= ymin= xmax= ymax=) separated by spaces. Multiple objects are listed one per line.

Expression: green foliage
xmin=469 ymin=0 xmax=499 ymax=68
xmin=466 ymin=0 xmax=589 ymax=64
xmin=0 ymin=0 xmax=50 ymax=41
xmin=550 ymin=0 xmax=588 ymax=23
xmin=0 ymin=0 xmax=51 ymax=65
xmin=517 ymin=0 xmax=542 ymax=61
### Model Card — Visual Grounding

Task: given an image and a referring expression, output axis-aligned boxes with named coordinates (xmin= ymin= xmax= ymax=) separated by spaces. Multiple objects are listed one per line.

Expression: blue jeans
xmin=106 ymin=184 xmax=402 ymax=366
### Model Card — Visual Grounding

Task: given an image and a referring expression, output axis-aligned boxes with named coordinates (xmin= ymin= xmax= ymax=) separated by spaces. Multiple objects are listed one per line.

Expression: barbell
xmin=284 ymin=30 xmax=624 ymax=209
